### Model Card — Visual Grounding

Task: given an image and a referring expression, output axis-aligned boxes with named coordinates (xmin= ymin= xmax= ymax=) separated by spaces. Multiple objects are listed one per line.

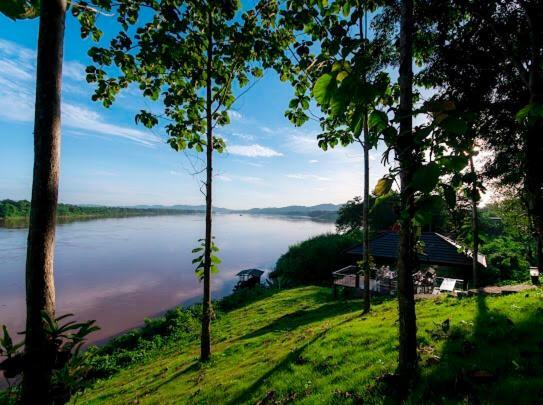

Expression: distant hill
xmin=1 ymin=200 xmax=341 ymax=220
xmin=131 ymin=203 xmax=342 ymax=217
xmin=245 ymin=203 xmax=341 ymax=215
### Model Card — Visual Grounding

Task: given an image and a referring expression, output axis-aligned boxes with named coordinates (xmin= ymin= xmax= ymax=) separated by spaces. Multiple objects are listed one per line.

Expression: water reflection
xmin=0 ymin=214 xmax=334 ymax=343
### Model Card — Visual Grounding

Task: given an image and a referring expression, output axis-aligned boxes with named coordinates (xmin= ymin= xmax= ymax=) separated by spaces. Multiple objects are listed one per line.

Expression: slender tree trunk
xmin=21 ymin=0 xmax=67 ymax=402
xmin=397 ymin=0 xmax=418 ymax=394
xmin=470 ymin=155 xmax=479 ymax=289
xmin=360 ymin=6 xmax=371 ymax=314
xmin=363 ymin=113 xmax=371 ymax=313
xmin=200 ymin=7 xmax=213 ymax=362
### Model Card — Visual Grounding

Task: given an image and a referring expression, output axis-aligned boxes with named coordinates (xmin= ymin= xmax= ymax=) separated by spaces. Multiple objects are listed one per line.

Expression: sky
xmin=0 ymin=12 xmax=391 ymax=210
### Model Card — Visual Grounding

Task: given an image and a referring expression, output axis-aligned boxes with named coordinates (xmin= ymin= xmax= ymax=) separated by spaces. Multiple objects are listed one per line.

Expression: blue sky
xmin=0 ymin=13 xmax=390 ymax=210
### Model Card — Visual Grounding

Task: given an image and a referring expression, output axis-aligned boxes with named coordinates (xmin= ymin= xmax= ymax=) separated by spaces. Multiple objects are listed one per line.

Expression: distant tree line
xmin=0 ymin=200 xmax=199 ymax=219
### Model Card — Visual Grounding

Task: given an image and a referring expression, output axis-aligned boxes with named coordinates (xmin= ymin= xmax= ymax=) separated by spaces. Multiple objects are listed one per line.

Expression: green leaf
xmin=0 ymin=0 xmax=39 ymax=20
xmin=336 ymin=71 xmax=349 ymax=83
xmin=373 ymin=177 xmax=393 ymax=197
xmin=368 ymin=110 xmax=388 ymax=133
xmin=516 ymin=102 xmax=543 ymax=122
xmin=411 ymin=162 xmax=441 ymax=194
xmin=312 ymin=74 xmax=336 ymax=107
xmin=438 ymin=155 xmax=469 ymax=172
xmin=440 ymin=116 xmax=468 ymax=135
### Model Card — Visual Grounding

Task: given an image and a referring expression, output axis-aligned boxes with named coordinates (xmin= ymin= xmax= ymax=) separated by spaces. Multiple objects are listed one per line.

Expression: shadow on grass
xmin=413 ymin=293 xmax=543 ymax=403
xmin=228 ymin=314 xmax=358 ymax=405
xmin=140 ymin=361 xmax=202 ymax=398
xmin=239 ymin=301 xmax=358 ymax=341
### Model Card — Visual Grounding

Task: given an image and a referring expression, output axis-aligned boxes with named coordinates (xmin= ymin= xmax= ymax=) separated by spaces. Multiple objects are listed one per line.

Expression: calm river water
xmin=0 ymin=214 xmax=333 ymax=344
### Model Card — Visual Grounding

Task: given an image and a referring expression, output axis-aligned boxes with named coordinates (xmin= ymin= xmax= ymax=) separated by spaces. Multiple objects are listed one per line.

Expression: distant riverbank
xmin=0 ymin=199 xmax=338 ymax=224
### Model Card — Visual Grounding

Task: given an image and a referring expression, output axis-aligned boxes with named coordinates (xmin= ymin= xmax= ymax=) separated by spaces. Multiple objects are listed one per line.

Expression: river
xmin=0 ymin=214 xmax=334 ymax=344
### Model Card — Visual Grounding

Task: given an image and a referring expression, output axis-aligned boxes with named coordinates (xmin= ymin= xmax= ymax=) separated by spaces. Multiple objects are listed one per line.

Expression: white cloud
xmin=309 ymin=159 xmax=319 ymax=163
xmin=230 ymin=132 xmax=254 ymax=141
xmin=228 ymin=110 xmax=242 ymax=121
xmin=228 ymin=144 xmax=283 ymax=158
xmin=63 ymin=104 xmax=161 ymax=146
xmin=286 ymin=173 xmax=330 ymax=181
xmin=237 ymin=176 xmax=263 ymax=184
xmin=216 ymin=174 xmax=232 ymax=182
xmin=0 ymin=38 xmax=161 ymax=147
xmin=63 ymin=61 xmax=86 ymax=81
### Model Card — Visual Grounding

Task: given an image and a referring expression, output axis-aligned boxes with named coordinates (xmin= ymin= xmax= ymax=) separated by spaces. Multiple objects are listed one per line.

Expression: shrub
xmin=481 ymin=237 xmax=532 ymax=283
xmin=270 ymin=232 xmax=360 ymax=286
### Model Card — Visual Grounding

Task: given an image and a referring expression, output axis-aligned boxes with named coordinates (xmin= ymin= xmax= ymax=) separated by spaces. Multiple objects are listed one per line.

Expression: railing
xmin=332 ymin=266 xmax=398 ymax=295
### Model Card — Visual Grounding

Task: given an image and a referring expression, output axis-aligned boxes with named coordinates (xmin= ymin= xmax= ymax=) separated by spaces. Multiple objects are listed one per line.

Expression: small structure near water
xmin=235 ymin=268 xmax=264 ymax=290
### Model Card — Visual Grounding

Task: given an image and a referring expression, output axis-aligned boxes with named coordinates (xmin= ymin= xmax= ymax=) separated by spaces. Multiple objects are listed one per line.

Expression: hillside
xmin=1 ymin=200 xmax=340 ymax=220
xmin=73 ymin=286 xmax=543 ymax=404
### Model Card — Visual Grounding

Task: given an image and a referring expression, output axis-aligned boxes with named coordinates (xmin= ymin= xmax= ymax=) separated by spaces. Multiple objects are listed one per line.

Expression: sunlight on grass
xmin=73 ymin=286 xmax=543 ymax=404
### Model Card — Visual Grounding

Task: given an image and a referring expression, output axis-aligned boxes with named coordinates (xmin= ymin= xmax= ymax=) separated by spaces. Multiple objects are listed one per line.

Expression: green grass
xmin=72 ymin=286 xmax=543 ymax=404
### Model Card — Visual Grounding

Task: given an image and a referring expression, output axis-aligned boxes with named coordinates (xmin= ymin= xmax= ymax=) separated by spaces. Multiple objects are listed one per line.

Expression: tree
xmin=1 ymin=0 xmax=68 ymax=401
xmin=419 ymin=0 xmax=543 ymax=273
xmin=279 ymin=0 xmax=393 ymax=313
xmin=395 ymin=0 xmax=418 ymax=391
xmin=336 ymin=193 xmax=399 ymax=235
xmin=80 ymin=0 xmax=285 ymax=361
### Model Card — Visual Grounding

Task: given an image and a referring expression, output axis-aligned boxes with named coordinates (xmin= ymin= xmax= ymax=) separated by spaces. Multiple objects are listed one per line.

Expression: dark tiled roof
xmin=236 ymin=269 xmax=265 ymax=277
xmin=347 ymin=231 xmax=486 ymax=268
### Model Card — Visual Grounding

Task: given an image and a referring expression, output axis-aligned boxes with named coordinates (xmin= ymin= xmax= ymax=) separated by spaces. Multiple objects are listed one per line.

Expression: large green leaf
xmin=411 ymin=162 xmax=441 ymax=193
xmin=373 ymin=177 xmax=393 ymax=197
xmin=368 ymin=110 xmax=388 ymax=133
xmin=516 ymin=102 xmax=543 ymax=123
xmin=312 ymin=73 xmax=336 ymax=107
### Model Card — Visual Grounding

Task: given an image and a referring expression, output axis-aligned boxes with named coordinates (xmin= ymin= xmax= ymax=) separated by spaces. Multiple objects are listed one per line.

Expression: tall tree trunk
xmin=363 ymin=114 xmax=371 ymax=313
xmin=200 ymin=7 xmax=213 ymax=362
xmin=360 ymin=5 xmax=370 ymax=314
xmin=470 ymin=155 xmax=479 ymax=289
xmin=397 ymin=0 xmax=418 ymax=394
xmin=21 ymin=0 xmax=67 ymax=402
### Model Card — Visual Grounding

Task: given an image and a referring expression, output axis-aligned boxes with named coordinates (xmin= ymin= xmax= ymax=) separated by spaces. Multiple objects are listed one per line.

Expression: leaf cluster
xmin=78 ymin=0 xmax=291 ymax=154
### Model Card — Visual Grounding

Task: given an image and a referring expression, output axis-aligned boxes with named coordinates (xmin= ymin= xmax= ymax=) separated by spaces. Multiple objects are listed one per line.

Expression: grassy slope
xmin=75 ymin=287 xmax=543 ymax=404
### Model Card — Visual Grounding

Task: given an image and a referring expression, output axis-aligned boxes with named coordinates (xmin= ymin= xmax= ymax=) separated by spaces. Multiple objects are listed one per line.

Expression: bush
xmin=270 ymin=232 xmax=360 ymax=286
xmin=481 ymin=237 xmax=532 ymax=283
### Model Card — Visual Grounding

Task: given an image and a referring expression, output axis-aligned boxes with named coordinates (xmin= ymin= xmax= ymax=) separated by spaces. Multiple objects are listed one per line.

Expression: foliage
xmin=480 ymin=237 xmax=531 ymax=283
xmin=0 ymin=0 xmax=39 ymax=20
xmin=192 ymin=238 xmax=221 ymax=280
xmin=336 ymin=193 xmax=399 ymax=234
xmin=78 ymin=0 xmax=286 ymax=152
xmin=270 ymin=232 xmax=360 ymax=286
xmin=80 ymin=305 xmax=202 ymax=382
xmin=0 ymin=313 xmax=99 ymax=403
xmin=72 ymin=286 xmax=543 ymax=404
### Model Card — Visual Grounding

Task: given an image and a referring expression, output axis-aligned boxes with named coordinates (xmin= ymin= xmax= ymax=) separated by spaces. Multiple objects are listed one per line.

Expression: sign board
xmin=439 ymin=278 xmax=456 ymax=292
